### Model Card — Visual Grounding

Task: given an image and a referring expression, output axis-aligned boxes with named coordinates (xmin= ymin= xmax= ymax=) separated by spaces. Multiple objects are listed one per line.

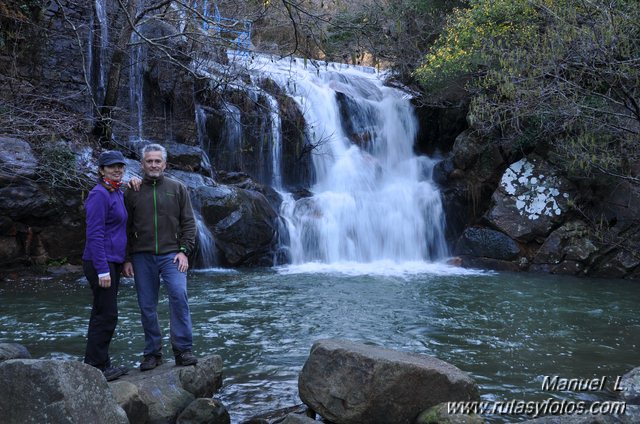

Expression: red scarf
xmin=101 ymin=177 xmax=123 ymax=192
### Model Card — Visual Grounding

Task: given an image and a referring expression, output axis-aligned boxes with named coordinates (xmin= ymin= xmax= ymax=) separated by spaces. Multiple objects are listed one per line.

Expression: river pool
xmin=1 ymin=263 xmax=638 ymax=422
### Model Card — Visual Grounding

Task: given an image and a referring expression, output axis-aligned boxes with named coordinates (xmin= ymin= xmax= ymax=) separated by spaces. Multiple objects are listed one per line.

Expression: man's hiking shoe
xmin=139 ymin=355 xmax=162 ymax=371
xmin=175 ymin=351 xmax=198 ymax=366
xmin=103 ymin=365 xmax=128 ymax=381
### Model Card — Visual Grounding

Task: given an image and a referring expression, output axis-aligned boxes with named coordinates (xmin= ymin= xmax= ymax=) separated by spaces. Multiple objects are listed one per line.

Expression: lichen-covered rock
xmin=298 ymin=339 xmax=479 ymax=424
xmin=485 ymin=156 xmax=574 ymax=241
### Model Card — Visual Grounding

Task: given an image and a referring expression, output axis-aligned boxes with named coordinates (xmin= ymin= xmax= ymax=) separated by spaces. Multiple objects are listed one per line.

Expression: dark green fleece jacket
xmin=125 ymin=175 xmax=196 ymax=258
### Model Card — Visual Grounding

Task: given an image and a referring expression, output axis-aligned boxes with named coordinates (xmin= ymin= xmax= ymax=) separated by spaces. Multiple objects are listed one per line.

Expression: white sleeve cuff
xmin=98 ymin=272 xmax=110 ymax=278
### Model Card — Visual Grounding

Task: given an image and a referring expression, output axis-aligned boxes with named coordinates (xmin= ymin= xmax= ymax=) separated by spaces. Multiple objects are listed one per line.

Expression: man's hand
xmin=173 ymin=252 xmax=189 ymax=273
xmin=98 ymin=275 xmax=111 ymax=288
xmin=127 ymin=177 xmax=142 ymax=192
xmin=123 ymin=262 xmax=134 ymax=277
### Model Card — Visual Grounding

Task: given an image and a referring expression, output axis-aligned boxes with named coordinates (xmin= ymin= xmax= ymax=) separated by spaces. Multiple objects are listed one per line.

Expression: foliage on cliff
xmin=415 ymin=0 xmax=640 ymax=184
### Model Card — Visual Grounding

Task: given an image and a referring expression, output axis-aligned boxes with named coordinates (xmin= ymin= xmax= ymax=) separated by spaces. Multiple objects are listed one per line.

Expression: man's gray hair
xmin=141 ymin=143 xmax=167 ymax=161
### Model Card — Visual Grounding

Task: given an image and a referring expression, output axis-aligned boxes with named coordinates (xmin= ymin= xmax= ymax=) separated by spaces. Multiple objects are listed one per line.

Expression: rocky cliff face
xmin=0 ymin=1 xmax=287 ymax=270
xmin=429 ymin=125 xmax=640 ymax=279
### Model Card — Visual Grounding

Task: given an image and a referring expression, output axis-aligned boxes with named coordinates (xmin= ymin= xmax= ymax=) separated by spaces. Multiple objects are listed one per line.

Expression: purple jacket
xmin=82 ymin=184 xmax=128 ymax=274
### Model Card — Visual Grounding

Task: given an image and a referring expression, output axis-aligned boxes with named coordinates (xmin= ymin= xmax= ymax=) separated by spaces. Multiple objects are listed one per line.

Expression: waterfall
xmin=194 ymin=213 xmax=217 ymax=269
xmin=247 ymin=57 xmax=448 ymax=265
xmin=129 ymin=32 xmax=144 ymax=141
xmin=86 ymin=7 xmax=93 ymax=111
xmin=214 ymin=101 xmax=243 ymax=171
xmin=263 ymin=93 xmax=283 ymax=189
xmin=94 ymin=0 xmax=108 ymax=103
xmin=87 ymin=0 xmax=108 ymax=109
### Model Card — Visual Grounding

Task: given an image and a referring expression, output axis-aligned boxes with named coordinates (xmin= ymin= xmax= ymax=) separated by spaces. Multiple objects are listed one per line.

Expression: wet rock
xmin=0 ymin=137 xmax=37 ymax=183
xmin=0 ymin=343 xmax=31 ymax=362
xmin=195 ymin=185 xmax=279 ymax=266
xmin=165 ymin=142 xmax=213 ymax=176
xmin=113 ymin=355 xmax=223 ymax=424
xmin=451 ymin=130 xmax=485 ymax=170
xmin=458 ymin=255 xmax=521 ymax=272
xmin=485 ymin=156 xmax=574 ymax=242
xmin=413 ymin=101 xmax=468 ymax=157
xmin=433 ymin=158 xmax=456 ymax=186
xmin=590 ymin=180 xmax=640 ymax=234
xmin=168 ymin=169 xmax=216 ymax=189
xmin=109 ymin=380 xmax=149 ymax=424
xmin=0 ymin=236 xmax=21 ymax=264
xmin=619 ymin=366 xmax=640 ymax=405
xmin=416 ymin=402 xmax=484 ymax=424
xmin=0 ymin=359 xmax=128 ymax=424
xmin=279 ymin=414 xmax=319 ymax=424
xmin=216 ymin=171 xmax=283 ymax=212
xmin=591 ymin=248 xmax=640 ymax=279
xmin=242 ymin=404 xmax=312 ymax=424
xmin=454 ymin=227 xmax=521 ymax=260
xmin=298 ymin=339 xmax=479 ymax=424
xmin=531 ymin=221 xmax=598 ymax=275
xmin=177 ymin=398 xmax=230 ymax=424
xmin=0 ymin=180 xmax=54 ymax=220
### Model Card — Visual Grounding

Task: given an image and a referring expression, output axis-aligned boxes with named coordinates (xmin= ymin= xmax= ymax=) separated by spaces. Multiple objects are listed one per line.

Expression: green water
xmin=1 ymin=266 xmax=638 ymax=423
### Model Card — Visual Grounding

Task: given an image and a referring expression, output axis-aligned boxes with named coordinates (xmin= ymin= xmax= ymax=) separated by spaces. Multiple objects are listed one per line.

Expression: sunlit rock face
xmin=485 ymin=155 xmax=575 ymax=242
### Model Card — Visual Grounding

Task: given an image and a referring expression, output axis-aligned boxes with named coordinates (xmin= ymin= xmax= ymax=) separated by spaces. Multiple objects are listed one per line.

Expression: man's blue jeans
xmin=132 ymin=252 xmax=193 ymax=356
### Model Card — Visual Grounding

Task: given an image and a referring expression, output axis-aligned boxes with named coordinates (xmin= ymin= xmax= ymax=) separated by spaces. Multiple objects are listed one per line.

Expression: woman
xmin=82 ymin=150 xmax=129 ymax=381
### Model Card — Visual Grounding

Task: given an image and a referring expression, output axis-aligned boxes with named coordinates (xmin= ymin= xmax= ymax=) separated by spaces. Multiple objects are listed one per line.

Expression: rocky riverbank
xmin=1 ymin=340 xmax=639 ymax=424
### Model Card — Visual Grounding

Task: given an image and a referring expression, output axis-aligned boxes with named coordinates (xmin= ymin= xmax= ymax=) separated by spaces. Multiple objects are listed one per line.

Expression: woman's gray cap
xmin=98 ymin=151 xmax=126 ymax=166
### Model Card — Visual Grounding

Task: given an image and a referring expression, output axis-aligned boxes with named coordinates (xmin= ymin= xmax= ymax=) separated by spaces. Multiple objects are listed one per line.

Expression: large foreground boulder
xmin=298 ymin=339 xmax=479 ymax=424
xmin=113 ymin=354 xmax=224 ymax=424
xmin=0 ymin=359 xmax=128 ymax=424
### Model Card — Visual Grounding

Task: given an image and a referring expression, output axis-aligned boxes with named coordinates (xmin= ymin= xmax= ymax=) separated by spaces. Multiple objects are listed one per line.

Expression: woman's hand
xmin=98 ymin=274 xmax=112 ymax=288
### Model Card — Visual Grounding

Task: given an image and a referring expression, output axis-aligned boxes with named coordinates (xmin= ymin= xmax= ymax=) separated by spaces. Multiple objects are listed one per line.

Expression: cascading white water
xmin=194 ymin=213 xmax=217 ymax=268
xmin=262 ymin=93 xmax=283 ymax=189
xmin=129 ymin=32 xmax=144 ymax=140
xmin=247 ymin=57 xmax=449 ymax=265
xmin=219 ymin=101 xmax=243 ymax=170
xmin=94 ymin=0 xmax=108 ymax=101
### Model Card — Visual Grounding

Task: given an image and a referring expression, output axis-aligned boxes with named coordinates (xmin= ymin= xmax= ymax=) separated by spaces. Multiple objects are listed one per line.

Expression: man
xmin=123 ymin=143 xmax=198 ymax=370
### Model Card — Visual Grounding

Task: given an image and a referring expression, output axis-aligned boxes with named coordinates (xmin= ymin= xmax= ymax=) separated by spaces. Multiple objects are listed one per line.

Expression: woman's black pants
xmin=83 ymin=260 xmax=122 ymax=370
